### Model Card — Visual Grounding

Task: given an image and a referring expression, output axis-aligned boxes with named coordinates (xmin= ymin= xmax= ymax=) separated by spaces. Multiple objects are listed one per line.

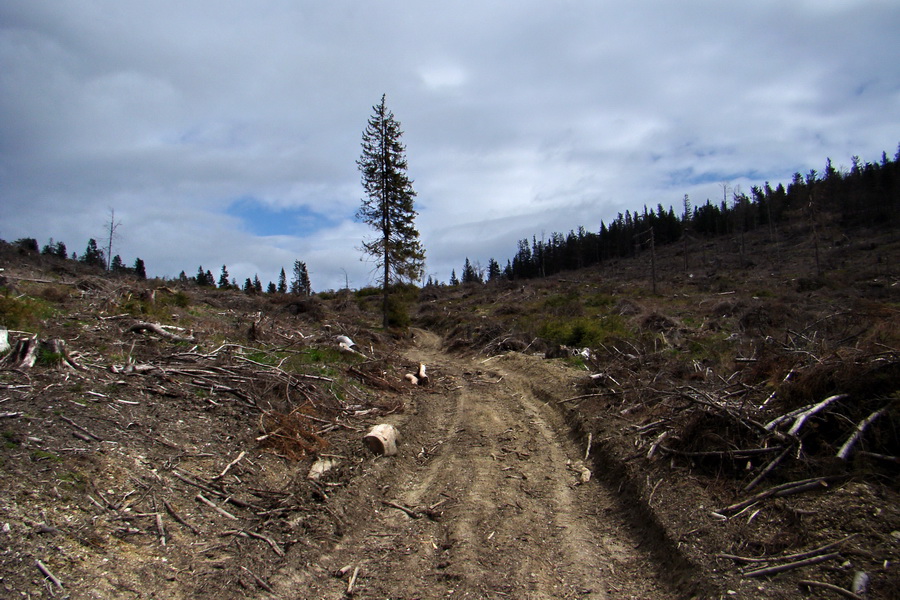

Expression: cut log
xmin=363 ymin=424 xmax=399 ymax=456
xmin=308 ymin=456 xmax=339 ymax=480
xmin=416 ymin=363 xmax=429 ymax=386
xmin=127 ymin=321 xmax=196 ymax=343
xmin=0 ymin=327 xmax=9 ymax=353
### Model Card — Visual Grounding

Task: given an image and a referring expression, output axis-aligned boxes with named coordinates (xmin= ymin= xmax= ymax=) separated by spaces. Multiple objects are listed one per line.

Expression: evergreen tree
xmin=300 ymin=265 xmax=311 ymax=297
xmin=356 ymin=94 xmax=425 ymax=327
xmin=133 ymin=258 xmax=147 ymax=279
xmin=110 ymin=254 xmax=126 ymax=273
xmin=266 ymin=281 xmax=277 ymax=294
xmin=461 ymin=258 xmax=482 ymax=284
xmin=218 ymin=265 xmax=230 ymax=289
xmin=253 ymin=275 xmax=262 ymax=294
xmin=80 ymin=239 xmax=106 ymax=268
xmin=195 ymin=266 xmax=214 ymax=286
xmin=488 ymin=258 xmax=502 ymax=281
xmin=42 ymin=238 xmax=67 ymax=258
xmin=277 ymin=267 xmax=287 ymax=294
xmin=15 ymin=238 xmax=39 ymax=253
xmin=291 ymin=260 xmax=311 ymax=296
xmin=243 ymin=278 xmax=253 ymax=293
xmin=449 ymin=269 xmax=459 ymax=286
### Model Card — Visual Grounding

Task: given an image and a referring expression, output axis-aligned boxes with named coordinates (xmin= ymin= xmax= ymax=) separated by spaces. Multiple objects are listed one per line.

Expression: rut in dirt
xmin=267 ymin=331 xmax=684 ymax=599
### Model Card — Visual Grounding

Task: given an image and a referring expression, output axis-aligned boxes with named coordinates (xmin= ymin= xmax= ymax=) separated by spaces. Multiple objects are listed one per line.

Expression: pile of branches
xmin=574 ymin=339 xmax=899 ymax=498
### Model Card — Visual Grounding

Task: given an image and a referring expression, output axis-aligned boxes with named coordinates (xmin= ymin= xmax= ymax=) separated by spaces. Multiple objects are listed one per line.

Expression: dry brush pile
xmin=0 ymin=276 xmax=413 ymax=598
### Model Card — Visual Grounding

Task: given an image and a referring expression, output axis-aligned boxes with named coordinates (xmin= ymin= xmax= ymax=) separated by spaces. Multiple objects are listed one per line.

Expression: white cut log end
xmin=308 ymin=457 xmax=339 ymax=480
xmin=363 ymin=424 xmax=400 ymax=456
xmin=0 ymin=327 xmax=9 ymax=353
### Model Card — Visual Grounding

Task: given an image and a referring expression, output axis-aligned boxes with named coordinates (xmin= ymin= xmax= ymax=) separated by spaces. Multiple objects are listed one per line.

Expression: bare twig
xmin=155 ymin=511 xmax=167 ymax=546
xmin=743 ymin=445 xmax=792 ymax=492
xmin=224 ymin=529 xmax=284 ymax=556
xmin=382 ymin=500 xmax=422 ymax=519
xmin=787 ymin=394 xmax=847 ymax=436
xmin=646 ymin=430 xmax=669 ymax=460
xmin=798 ymin=580 xmax=863 ymax=599
xmin=837 ymin=408 xmax=887 ymax=460
xmin=196 ymin=493 xmax=238 ymax=520
xmin=163 ymin=498 xmax=199 ymax=534
xmin=241 ymin=566 xmax=276 ymax=594
xmin=743 ymin=552 xmax=840 ymax=577
xmin=35 ymin=559 xmax=63 ymax=589
xmin=212 ymin=450 xmax=247 ymax=481
xmin=719 ymin=534 xmax=856 ymax=564
xmin=60 ymin=415 xmax=103 ymax=441
xmin=721 ymin=477 xmax=833 ymax=514
xmin=347 ymin=566 xmax=360 ymax=595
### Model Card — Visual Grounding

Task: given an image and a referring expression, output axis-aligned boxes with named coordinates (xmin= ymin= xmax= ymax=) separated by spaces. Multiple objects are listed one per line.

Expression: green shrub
xmin=538 ymin=315 xmax=629 ymax=348
xmin=386 ymin=294 xmax=411 ymax=328
xmin=0 ymin=293 xmax=55 ymax=329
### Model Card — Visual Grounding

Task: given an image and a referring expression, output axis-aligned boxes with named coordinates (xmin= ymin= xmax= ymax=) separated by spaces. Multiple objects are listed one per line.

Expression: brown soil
xmin=269 ymin=328 xmax=686 ymax=599
xmin=2 ymin=225 xmax=899 ymax=600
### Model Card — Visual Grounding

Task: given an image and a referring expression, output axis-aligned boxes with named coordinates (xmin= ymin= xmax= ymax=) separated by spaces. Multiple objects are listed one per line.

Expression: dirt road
xmin=268 ymin=330 xmax=683 ymax=599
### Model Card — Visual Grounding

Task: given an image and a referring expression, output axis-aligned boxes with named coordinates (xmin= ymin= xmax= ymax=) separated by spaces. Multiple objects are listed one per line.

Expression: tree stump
xmin=363 ymin=424 xmax=400 ymax=456
xmin=0 ymin=336 xmax=85 ymax=370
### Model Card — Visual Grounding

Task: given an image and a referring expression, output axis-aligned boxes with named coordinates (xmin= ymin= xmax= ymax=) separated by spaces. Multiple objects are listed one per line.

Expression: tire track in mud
xmin=267 ymin=332 xmax=680 ymax=599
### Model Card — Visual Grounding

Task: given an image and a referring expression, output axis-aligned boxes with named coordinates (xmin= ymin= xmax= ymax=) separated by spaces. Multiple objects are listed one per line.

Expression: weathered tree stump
xmin=0 ymin=337 xmax=85 ymax=370
xmin=363 ymin=424 xmax=400 ymax=456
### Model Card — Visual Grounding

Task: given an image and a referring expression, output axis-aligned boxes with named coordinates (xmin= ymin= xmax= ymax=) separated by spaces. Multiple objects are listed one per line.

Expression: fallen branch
xmin=163 ymin=498 xmax=199 ymax=534
xmin=195 ymin=493 xmax=238 ymax=520
xmin=382 ymin=500 xmax=421 ymax=519
xmin=171 ymin=468 xmax=253 ymax=508
xmin=856 ymin=451 xmax=900 ymax=464
xmin=60 ymin=415 xmax=103 ymax=441
xmin=155 ymin=512 xmax=167 ymax=547
xmin=241 ymin=566 xmax=276 ymax=594
xmin=798 ymin=580 xmax=863 ymax=600
xmin=347 ymin=566 xmax=360 ymax=595
xmin=35 ymin=559 xmax=63 ymax=590
xmin=646 ymin=430 xmax=669 ymax=460
xmin=743 ymin=445 xmax=792 ymax=492
xmin=660 ymin=445 xmax=783 ymax=458
xmin=127 ymin=321 xmax=196 ymax=343
xmin=212 ymin=450 xmax=247 ymax=481
xmin=224 ymin=529 xmax=284 ymax=556
xmin=719 ymin=534 xmax=856 ymax=564
xmin=743 ymin=552 xmax=840 ymax=578
xmin=787 ymin=394 xmax=847 ymax=436
xmin=837 ymin=408 xmax=887 ymax=460
xmin=721 ymin=477 xmax=833 ymax=514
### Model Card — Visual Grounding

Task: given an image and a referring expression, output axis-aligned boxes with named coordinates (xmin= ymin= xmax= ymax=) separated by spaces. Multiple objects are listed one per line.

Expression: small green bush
xmin=0 ymin=293 xmax=55 ymax=329
xmin=538 ymin=315 xmax=629 ymax=348
xmin=386 ymin=294 xmax=411 ymax=328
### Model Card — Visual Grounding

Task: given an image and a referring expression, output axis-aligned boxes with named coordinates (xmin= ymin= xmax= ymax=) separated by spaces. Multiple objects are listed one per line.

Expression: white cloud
xmin=2 ymin=1 xmax=899 ymax=290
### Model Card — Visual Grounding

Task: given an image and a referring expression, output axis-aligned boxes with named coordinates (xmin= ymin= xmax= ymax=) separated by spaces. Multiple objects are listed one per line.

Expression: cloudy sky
xmin=2 ymin=1 xmax=898 ymax=290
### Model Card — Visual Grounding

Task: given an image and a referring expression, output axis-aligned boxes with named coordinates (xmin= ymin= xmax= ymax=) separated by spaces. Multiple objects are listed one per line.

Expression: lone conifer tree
xmin=357 ymin=95 xmax=425 ymax=328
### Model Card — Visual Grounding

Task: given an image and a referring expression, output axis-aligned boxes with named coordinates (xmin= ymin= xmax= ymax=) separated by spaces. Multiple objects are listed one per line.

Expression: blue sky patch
xmin=226 ymin=197 xmax=337 ymax=237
